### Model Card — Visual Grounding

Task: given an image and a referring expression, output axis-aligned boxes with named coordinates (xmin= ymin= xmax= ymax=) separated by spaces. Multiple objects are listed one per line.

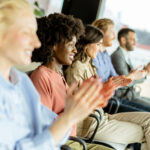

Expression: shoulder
xmin=111 ymin=47 xmax=123 ymax=59
xmin=66 ymin=60 xmax=86 ymax=77
xmin=30 ymin=66 xmax=52 ymax=81
xmin=71 ymin=60 xmax=86 ymax=70
xmin=15 ymin=68 xmax=31 ymax=83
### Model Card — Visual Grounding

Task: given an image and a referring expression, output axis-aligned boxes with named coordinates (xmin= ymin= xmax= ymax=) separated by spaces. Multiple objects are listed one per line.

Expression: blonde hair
xmin=0 ymin=0 xmax=32 ymax=33
xmin=92 ymin=18 xmax=114 ymax=33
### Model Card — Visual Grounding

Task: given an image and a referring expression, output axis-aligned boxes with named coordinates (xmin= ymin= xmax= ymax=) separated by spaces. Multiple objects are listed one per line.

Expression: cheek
xmin=18 ymin=35 xmax=30 ymax=47
xmin=93 ymin=47 xmax=99 ymax=57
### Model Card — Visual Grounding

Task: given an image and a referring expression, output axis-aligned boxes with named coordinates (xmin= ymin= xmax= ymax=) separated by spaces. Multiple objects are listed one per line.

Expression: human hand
xmin=110 ymin=75 xmax=132 ymax=88
xmin=127 ymin=67 xmax=147 ymax=80
xmin=64 ymin=77 xmax=104 ymax=125
xmin=144 ymin=62 xmax=150 ymax=74
xmin=97 ymin=79 xmax=116 ymax=108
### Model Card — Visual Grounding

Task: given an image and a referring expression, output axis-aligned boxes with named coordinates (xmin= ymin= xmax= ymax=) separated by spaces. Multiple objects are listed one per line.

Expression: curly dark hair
xmin=31 ymin=13 xmax=85 ymax=64
xmin=74 ymin=24 xmax=104 ymax=63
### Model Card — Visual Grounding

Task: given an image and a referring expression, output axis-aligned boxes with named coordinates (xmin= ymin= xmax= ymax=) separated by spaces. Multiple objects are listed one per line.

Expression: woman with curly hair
xmin=30 ymin=13 xmax=114 ymax=150
xmin=31 ymin=13 xmax=85 ymax=137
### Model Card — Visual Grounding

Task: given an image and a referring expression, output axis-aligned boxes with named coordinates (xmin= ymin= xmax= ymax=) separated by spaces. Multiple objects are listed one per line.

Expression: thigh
xmin=87 ymin=143 xmax=113 ymax=150
xmin=66 ymin=140 xmax=113 ymax=150
xmin=121 ymin=100 xmax=150 ymax=112
xmin=109 ymin=112 xmax=150 ymax=126
xmin=94 ymin=119 xmax=143 ymax=144
xmin=66 ymin=140 xmax=83 ymax=150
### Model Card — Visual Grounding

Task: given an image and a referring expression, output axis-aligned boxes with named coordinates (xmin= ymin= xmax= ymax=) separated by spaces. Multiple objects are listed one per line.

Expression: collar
xmin=120 ymin=46 xmax=129 ymax=57
xmin=0 ymin=67 xmax=19 ymax=87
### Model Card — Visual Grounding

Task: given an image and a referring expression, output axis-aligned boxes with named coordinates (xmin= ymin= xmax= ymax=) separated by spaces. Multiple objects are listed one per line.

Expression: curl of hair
xmin=73 ymin=24 xmax=103 ymax=63
xmin=32 ymin=13 xmax=85 ymax=64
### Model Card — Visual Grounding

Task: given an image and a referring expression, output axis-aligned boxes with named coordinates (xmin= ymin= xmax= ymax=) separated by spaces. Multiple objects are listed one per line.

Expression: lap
xmin=66 ymin=140 xmax=113 ymax=150
xmin=94 ymin=113 xmax=144 ymax=144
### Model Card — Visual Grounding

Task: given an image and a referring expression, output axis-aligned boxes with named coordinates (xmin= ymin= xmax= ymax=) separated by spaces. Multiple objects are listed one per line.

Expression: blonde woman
xmin=0 ymin=0 xmax=108 ymax=149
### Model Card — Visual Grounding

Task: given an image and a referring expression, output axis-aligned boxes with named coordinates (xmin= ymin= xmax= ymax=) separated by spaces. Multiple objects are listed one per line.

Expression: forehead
xmin=65 ymin=35 xmax=77 ymax=43
xmin=11 ymin=10 xmax=37 ymax=31
xmin=107 ymin=24 xmax=115 ymax=30
xmin=127 ymin=31 xmax=135 ymax=37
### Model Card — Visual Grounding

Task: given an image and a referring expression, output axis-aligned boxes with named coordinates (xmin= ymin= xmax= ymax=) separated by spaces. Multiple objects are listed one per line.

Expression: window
xmin=102 ymin=0 xmax=150 ymax=99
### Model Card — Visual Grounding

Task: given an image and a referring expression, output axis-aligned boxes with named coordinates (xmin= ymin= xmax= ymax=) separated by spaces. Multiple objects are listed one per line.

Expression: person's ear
xmin=84 ymin=45 xmax=89 ymax=53
xmin=120 ymin=37 xmax=126 ymax=45
xmin=52 ymin=45 xmax=57 ymax=52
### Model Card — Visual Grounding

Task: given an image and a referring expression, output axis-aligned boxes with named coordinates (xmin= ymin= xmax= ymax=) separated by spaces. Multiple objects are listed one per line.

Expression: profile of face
xmin=0 ymin=10 xmax=41 ymax=66
xmin=103 ymin=24 xmax=116 ymax=47
xmin=53 ymin=36 xmax=77 ymax=65
xmin=125 ymin=32 xmax=136 ymax=51
xmin=85 ymin=39 xmax=103 ymax=59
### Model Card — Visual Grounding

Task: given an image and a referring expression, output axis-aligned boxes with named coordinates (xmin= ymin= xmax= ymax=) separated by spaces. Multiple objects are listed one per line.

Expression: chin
xmin=64 ymin=60 xmax=73 ymax=65
xmin=107 ymin=43 xmax=112 ymax=47
xmin=23 ymin=59 xmax=31 ymax=66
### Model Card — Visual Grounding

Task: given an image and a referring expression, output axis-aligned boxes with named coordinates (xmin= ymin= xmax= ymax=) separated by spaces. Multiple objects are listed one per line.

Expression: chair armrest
xmin=69 ymin=136 xmax=87 ymax=150
xmin=83 ymin=113 xmax=100 ymax=143
xmin=61 ymin=144 xmax=72 ymax=150
xmin=94 ymin=109 xmax=102 ymax=120
xmin=108 ymin=96 xmax=120 ymax=114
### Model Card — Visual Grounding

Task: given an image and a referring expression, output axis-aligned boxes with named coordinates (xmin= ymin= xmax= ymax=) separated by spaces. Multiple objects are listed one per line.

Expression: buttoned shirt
xmin=0 ymin=68 xmax=69 ymax=150
xmin=92 ymin=51 xmax=118 ymax=82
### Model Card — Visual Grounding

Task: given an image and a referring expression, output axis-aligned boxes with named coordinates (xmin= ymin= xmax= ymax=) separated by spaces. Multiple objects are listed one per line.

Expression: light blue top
xmin=0 ymin=68 xmax=69 ymax=150
xmin=93 ymin=51 xmax=118 ymax=82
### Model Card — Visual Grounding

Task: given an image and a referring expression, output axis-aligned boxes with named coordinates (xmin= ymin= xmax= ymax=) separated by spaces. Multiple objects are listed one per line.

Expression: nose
xmin=113 ymin=33 xmax=116 ymax=40
xmin=73 ymin=46 xmax=77 ymax=54
xmin=34 ymin=35 xmax=41 ymax=49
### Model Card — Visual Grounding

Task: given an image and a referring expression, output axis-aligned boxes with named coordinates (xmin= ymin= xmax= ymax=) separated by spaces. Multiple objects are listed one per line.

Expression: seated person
xmin=111 ymin=28 xmax=150 ymax=102
xmin=0 ymin=1 xmax=111 ymax=150
xmin=65 ymin=24 xmax=150 ymax=150
xmin=30 ymin=14 xmax=113 ymax=150
xmin=92 ymin=18 xmax=150 ymax=112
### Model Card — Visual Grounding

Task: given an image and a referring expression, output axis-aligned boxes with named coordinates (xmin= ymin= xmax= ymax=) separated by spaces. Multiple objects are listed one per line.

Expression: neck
xmin=100 ymin=44 xmax=106 ymax=52
xmin=45 ymin=58 xmax=62 ymax=74
xmin=120 ymin=45 xmax=128 ymax=52
xmin=0 ymin=55 xmax=12 ymax=81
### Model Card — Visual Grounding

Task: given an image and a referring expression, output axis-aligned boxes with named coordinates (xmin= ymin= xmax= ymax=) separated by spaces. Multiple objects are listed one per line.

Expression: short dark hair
xmin=118 ymin=28 xmax=135 ymax=42
xmin=32 ymin=13 xmax=84 ymax=64
xmin=74 ymin=24 xmax=103 ymax=62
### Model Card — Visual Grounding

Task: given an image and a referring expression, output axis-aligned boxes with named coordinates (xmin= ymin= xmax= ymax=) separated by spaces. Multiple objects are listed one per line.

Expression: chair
xmin=104 ymin=96 xmax=120 ymax=114
xmin=77 ymin=109 xmax=141 ymax=150
xmin=69 ymin=136 xmax=87 ymax=150
xmin=78 ymin=110 xmax=116 ymax=149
